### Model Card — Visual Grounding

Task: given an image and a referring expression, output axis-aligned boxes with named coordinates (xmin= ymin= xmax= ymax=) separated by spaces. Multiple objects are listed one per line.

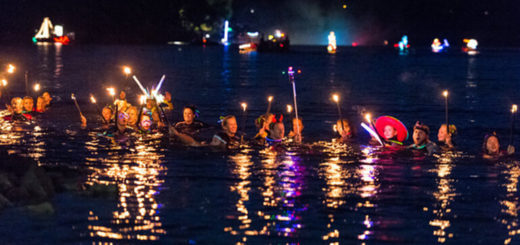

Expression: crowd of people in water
xmin=1 ymin=89 xmax=516 ymax=161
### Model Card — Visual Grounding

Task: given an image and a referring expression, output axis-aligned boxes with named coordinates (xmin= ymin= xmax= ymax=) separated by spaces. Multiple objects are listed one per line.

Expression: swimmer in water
xmin=42 ymin=92 xmax=52 ymax=109
xmin=114 ymin=91 xmax=129 ymax=112
xmin=138 ymin=115 xmax=155 ymax=134
xmin=437 ymin=124 xmax=457 ymax=150
xmin=111 ymin=112 xmax=135 ymax=146
xmin=266 ymin=117 xmax=285 ymax=148
xmin=482 ymin=133 xmax=515 ymax=160
xmin=126 ymin=106 xmax=139 ymax=129
xmin=35 ymin=96 xmax=45 ymax=113
xmin=171 ymin=105 xmax=209 ymax=146
xmin=374 ymin=116 xmax=408 ymax=147
xmin=408 ymin=121 xmax=438 ymax=155
xmin=210 ymin=115 xmax=240 ymax=150
xmin=287 ymin=117 xmax=304 ymax=143
xmin=335 ymin=119 xmax=353 ymax=143
xmin=254 ymin=113 xmax=274 ymax=145
xmin=22 ymin=96 xmax=34 ymax=114
xmin=4 ymin=97 xmax=32 ymax=121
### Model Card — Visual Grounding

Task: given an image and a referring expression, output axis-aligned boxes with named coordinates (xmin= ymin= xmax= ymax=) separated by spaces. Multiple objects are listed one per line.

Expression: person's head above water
xmin=269 ymin=121 xmax=285 ymax=140
xmin=36 ymin=96 xmax=45 ymax=112
xmin=438 ymin=124 xmax=457 ymax=142
xmin=292 ymin=117 xmax=303 ymax=134
xmin=42 ymin=92 xmax=52 ymax=104
xmin=336 ymin=119 xmax=352 ymax=138
xmin=102 ymin=106 xmax=113 ymax=123
xmin=126 ymin=106 xmax=138 ymax=126
xmin=146 ymin=98 xmax=156 ymax=110
xmin=483 ymin=133 xmax=500 ymax=155
xmin=255 ymin=113 xmax=274 ymax=130
xmin=383 ymin=125 xmax=397 ymax=140
xmin=221 ymin=115 xmax=237 ymax=136
xmin=23 ymin=96 xmax=34 ymax=112
xmin=183 ymin=106 xmax=198 ymax=124
xmin=117 ymin=112 xmax=129 ymax=127
xmin=413 ymin=121 xmax=430 ymax=146
xmin=140 ymin=115 xmax=152 ymax=131
xmin=11 ymin=97 xmax=23 ymax=114
xmin=375 ymin=116 xmax=408 ymax=142
xmin=119 ymin=91 xmax=126 ymax=100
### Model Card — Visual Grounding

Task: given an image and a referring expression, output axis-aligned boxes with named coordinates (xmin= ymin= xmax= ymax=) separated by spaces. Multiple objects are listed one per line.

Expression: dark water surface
xmin=0 ymin=44 xmax=520 ymax=244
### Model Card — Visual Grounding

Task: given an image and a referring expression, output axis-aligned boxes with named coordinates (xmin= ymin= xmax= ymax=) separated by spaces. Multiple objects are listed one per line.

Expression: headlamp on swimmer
xmin=413 ymin=121 xmax=430 ymax=135
xmin=118 ymin=112 xmax=129 ymax=120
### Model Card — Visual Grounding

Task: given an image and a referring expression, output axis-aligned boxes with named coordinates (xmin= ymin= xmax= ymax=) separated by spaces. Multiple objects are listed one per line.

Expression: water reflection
xmin=426 ymin=154 xmax=457 ymax=243
xmin=84 ymin=134 xmax=166 ymax=242
xmin=259 ymin=149 xmax=306 ymax=237
xmin=224 ymin=150 xmax=255 ymax=241
xmin=499 ymin=161 xmax=520 ymax=245
xmin=318 ymin=142 xmax=379 ymax=243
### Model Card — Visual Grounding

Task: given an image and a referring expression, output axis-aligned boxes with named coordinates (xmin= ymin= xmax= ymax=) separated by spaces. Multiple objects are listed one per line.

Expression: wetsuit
xmin=409 ymin=141 xmax=438 ymax=155
xmin=213 ymin=131 xmax=241 ymax=150
xmin=174 ymin=120 xmax=208 ymax=140
xmin=3 ymin=113 xmax=32 ymax=121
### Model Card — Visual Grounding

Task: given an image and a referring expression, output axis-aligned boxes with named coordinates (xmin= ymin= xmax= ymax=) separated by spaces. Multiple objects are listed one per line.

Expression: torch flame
xmin=1 ymin=79 xmax=7 ymax=87
xmin=365 ymin=113 xmax=372 ymax=123
xmin=123 ymin=66 xmax=132 ymax=75
xmin=443 ymin=90 xmax=449 ymax=98
xmin=90 ymin=95 xmax=97 ymax=104
xmin=106 ymin=87 xmax=116 ymax=97
xmin=6 ymin=64 xmax=15 ymax=74
xmin=512 ymin=104 xmax=518 ymax=114
xmin=241 ymin=102 xmax=247 ymax=112
xmin=33 ymin=83 xmax=40 ymax=92
xmin=268 ymin=96 xmax=273 ymax=102
xmin=332 ymin=93 xmax=340 ymax=103
xmin=287 ymin=104 xmax=293 ymax=113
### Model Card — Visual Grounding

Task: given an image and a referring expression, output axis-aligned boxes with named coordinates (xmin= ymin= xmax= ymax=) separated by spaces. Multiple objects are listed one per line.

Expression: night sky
xmin=0 ymin=0 xmax=518 ymax=46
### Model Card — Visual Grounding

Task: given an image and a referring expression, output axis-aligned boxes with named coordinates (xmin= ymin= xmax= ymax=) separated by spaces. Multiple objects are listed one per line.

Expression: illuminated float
xmin=431 ymin=38 xmax=449 ymax=53
xmin=33 ymin=17 xmax=72 ymax=45
xmin=238 ymin=32 xmax=259 ymax=53
xmin=462 ymin=39 xmax=478 ymax=55
xmin=327 ymin=31 xmax=337 ymax=54
xmin=394 ymin=35 xmax=410 ymax=55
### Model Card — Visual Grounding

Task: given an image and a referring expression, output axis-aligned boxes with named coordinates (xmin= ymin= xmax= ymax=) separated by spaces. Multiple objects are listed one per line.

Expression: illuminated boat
xmin=238 ymin=32 xmax=259 ymax=53
xmin=258 ymin=29 xmax=290 ymax=52
xmin=431 ymin=38 xmax=449 ymax=53
xmin=462 ymin=39 xmax=478 ymax=55
xmin=33 ymin=17 xmax=72 ymax=45
xmin=394 ymin=35 xmax=410 ymax=55
xmin=327 ymin=31 xmax=337 ymax=54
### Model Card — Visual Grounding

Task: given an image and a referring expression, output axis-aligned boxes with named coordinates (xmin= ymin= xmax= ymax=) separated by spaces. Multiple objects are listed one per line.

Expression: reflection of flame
xmin=427 ymin=161 xmax=455 ymax=243
xmin=500 ymin=163 xmax=520 ymax=244
xmin=85 ymin=135 xmax=166 ymax=242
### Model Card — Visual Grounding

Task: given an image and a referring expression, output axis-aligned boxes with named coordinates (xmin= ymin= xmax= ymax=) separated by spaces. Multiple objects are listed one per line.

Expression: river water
xmin=0 ymin=44 xmax=519 ymax=244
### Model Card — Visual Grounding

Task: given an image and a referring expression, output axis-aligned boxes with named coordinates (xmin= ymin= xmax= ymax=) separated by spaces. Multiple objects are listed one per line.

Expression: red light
xmin=54 ymin=36 xmax=70 ymax=45
xmin=297 ymin=70 xmax=301 ymax=74
xmin=393 ymin=44 xmax=399 ymax=48
xmin=352 ymin=42 xmax=358 ymax=47
xmin=280 ymin=44 xmax=284 ymax=47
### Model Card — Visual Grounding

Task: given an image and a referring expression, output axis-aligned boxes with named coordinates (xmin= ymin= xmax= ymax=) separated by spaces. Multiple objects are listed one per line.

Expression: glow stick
xmin=132 ymin=75 xmax=149 ymax=96
xmin=154 ymin=75 xmax=166 ymax=94
xmin=361 ymin=122 xmax=384 ymax=146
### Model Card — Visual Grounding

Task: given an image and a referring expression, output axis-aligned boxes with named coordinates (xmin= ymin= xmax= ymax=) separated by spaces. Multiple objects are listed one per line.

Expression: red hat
xmin=375 ymin=116 xmax=409 ymax=142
